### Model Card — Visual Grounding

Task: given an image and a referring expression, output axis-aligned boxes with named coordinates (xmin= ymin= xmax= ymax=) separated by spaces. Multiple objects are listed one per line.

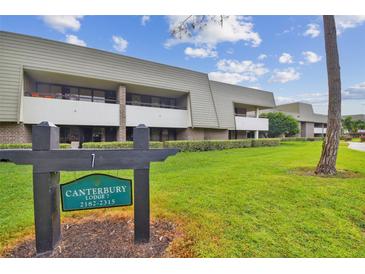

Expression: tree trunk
xmin=315 ymin=15 xmax=342 ymax=175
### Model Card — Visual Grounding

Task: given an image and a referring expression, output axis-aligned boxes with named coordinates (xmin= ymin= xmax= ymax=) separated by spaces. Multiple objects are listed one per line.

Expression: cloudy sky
xmin=1 ymin=15 xmax=364 ymax=115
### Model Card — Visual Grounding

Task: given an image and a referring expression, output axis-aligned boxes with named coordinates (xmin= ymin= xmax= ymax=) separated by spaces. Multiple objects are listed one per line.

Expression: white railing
xmin=235 ymin=116 xmax=269 ymax=131
xmin=126 ymin=105 xmax=190 ymax=128
xmin=314 ymin=127 xmax=327 ymax=134
xmin=22 ymin=97 xmax=120 ymax=126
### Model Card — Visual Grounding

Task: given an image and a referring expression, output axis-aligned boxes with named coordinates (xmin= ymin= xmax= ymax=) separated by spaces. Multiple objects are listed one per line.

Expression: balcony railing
xmin=25 ymin=92 xmax=117 ymax=104
xmin=126 ymin=101 xmax=187 ymax=110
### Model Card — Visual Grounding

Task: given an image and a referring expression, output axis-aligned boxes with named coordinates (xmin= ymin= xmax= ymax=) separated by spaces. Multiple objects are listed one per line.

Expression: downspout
xmin=207 ymin=80 xmax=220 ymax=129
xmin=16 ymin=65 xmax=24 ymax=124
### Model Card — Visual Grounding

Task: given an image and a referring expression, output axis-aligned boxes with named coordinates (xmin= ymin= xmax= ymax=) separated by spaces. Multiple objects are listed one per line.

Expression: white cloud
xmin=302 ymin=51 xmax=322 ymax=63
xmin=303 ymin=23 xmax=320 ymax=38
xmin=335 ymin=15 xmax=365 ymax=34
xmin=343 ymin=82 xmax=365 ymax=100
xmin=141 ymin=15 xmax=150 ymax=26
xmin=258 ymin=54 xmax=267 ymax=60
xmin=275 ymin=82 xmax=365 ymax=106
xmin=270 ymin=68 xmax=300 ymax=83
xmin=165 ymin=15 xmax=262 ymax=48
xmin=65 ymin=34 xmax=86 ymax=47
xmin=208 ymin=72 xmax=252 ymax=85
xmin=184 ymin=47 xmax=217 ymax=58
xmin=278 ymin=53 xmax=293 ymax=64
xmin=209 ymin=59 xmax=268 ymax=85
xmin=112 ymin=35 xmax=128 ymax=53
xmin=41 ymin=16 xmax=83 ymax=33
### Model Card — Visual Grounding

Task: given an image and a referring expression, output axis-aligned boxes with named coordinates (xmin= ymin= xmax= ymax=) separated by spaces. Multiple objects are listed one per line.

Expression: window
xmin=79 ymin=88 xmax=92 ymax=102
xmin=235 ymin=107 xmax=247 ymax=116
xmin=93 ymin=90 xmax=105 ymax=103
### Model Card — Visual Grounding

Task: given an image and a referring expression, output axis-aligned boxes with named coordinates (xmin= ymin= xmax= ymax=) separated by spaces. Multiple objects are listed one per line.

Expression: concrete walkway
xmin=347 ymin=142 xmax=365 ymax=152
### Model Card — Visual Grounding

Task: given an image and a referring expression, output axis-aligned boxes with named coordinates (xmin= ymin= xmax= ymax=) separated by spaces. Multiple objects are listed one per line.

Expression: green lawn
xmin=0 ymin=141 xmax=365 ymax=257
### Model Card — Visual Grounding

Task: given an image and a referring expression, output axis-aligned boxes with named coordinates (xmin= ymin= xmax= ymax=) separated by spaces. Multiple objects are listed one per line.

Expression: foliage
xmin=260 ymin=112 xmax=299 ymax=137
xmin=82 ymin=141 xmax=163 ymax=149
xmin=0 ymin=143 xmax=70 ymax=149
xmin=82 ymin=139 xmax=280 ymax=152
xmin=342 ymin=117 xmax=365 ymax=133
xmin=340 ymin=135 xmax=353 ymax=141
xmin=361 ymin=136 xmax=365 ymax=142
xmin=1 ymin=142 xmax=365 ymax=257
xmin=281 ymin=137 xmax=323 ymax=142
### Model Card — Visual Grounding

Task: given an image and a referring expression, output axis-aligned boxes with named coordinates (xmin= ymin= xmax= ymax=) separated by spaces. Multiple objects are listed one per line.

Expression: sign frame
xmin=60 ymin=173 xmax=133 ymax=212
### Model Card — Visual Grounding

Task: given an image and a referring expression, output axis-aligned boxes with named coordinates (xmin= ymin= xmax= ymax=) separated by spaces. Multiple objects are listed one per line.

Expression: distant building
xmin=264 ymin=102 xmax=327 ymax=138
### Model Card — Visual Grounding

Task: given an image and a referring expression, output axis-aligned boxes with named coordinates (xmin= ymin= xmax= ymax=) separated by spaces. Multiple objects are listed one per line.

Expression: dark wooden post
xmin=32 ymin=121 xmax=61 ymax=255
xmin=133 ymin=124 xmax=150 ymax=243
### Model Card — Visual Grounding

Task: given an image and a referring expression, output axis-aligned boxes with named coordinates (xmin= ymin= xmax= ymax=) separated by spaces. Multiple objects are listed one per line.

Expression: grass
xmin=0 ymin=141 xmax=364 ymax=257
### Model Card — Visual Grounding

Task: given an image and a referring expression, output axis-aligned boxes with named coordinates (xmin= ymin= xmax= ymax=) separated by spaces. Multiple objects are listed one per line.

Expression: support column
xmin=32 ymin=121 xmax=61 ymax=255
xmin=133 ymin=124 xmax=150 ymax=243
xmin=255 ymin=107 xmax=260 ymax=139
xmin=116 ymin=85 xmax=126 ymax=141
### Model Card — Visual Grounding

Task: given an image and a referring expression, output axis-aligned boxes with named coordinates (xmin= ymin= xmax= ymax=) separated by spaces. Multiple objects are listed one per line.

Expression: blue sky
xmin=1 ymin=15 xmax=364 ymax=115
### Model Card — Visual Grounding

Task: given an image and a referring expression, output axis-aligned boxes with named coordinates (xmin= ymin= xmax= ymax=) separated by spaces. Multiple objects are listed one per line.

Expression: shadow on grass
xmin=288 ymin=166 xmax=363 ymax=179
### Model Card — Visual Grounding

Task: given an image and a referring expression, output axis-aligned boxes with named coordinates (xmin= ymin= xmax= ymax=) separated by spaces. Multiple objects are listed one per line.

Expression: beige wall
xmin=0 ymin=122 xmax=32 ymax=143
xmin=300 ymin=122 xmax=314 ymax=138
xmin=176 ymin=127 xmax=228 ymax=140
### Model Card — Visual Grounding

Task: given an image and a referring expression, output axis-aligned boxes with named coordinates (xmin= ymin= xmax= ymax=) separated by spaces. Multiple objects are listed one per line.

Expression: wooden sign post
xmin=0 ymin=122 xmax=178 ymax=255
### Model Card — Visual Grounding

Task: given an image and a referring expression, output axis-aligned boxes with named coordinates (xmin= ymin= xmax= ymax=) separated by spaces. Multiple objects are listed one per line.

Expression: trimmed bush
xmin=340 ymin=135 xmax=353 ymax=141
xmin=252 ymin=138 xmax=281 ymax=147
xmin=164 ymin=139 xmax=279 ymax=152
xmin=360 ymin=136 xmax=365 ymax=142
xmin=82 ymin=141 xmax=163 ymax=149
xmin=280 ymin=137 xmax=323 ymax=142
xmin=0 ymin=143 xmax=71 ymax=149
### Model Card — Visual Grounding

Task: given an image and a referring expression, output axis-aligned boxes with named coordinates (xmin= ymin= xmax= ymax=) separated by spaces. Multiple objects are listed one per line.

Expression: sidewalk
xmin=347 ymin=142 xmax=365 ymax=152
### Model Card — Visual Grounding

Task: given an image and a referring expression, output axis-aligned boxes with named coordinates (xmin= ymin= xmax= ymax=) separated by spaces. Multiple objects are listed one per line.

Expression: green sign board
xmin=60 ymin=174 xmax=132 ymax=211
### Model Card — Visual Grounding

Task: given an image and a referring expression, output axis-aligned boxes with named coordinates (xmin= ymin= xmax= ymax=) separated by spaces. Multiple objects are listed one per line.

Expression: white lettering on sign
xmin=65 ymin=186 xmax=126 ymax=198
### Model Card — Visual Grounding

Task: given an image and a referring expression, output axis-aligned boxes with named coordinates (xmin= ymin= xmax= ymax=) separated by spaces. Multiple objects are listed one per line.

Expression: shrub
xmin=280 ymin=137 xmax=323 ymax=142
xmin=82 ymin=141 xmax=163 ymax=149
xmin=0 ymin=143 xmax=70 ymax=149
xmin=360 ymin=136 xmax=365 ymax=142
xmin=164 ymin=139 xmax=279 ymax=152
xmin=252 ymin=138 xmax=281 ymax=147
xmin=340 ymin=135 xmax=353 ymax=141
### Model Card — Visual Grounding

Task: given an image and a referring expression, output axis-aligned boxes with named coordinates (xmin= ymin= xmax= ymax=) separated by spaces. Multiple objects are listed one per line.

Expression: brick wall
xmin=116 ymin=86 xmax=126 ymax=141
xmin=0 ymin=122 xmax=32 ymax=143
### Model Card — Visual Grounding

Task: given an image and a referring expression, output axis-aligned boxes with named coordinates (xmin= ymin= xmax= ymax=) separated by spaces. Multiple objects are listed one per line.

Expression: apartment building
xmin=0 ymin=31 xmax=275 ymax=144
xmin=267 ymin=102 xmax=327 ymax=138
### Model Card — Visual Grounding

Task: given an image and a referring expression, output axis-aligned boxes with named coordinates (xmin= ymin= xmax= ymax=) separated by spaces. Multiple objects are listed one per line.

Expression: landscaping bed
xmin=3 ymin=214 xmax=176 ymax=258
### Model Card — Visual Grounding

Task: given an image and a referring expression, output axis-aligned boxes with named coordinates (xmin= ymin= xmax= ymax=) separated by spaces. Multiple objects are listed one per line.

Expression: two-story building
xmin=0 ymin=31 xmax=275 ymax=143
xmin=266 ymin=102 xmax=327 ymax=138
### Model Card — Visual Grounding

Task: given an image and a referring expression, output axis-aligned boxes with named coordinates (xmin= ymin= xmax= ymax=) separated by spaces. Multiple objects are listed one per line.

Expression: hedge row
xmin=280 ymin=137 xmax=324 ymax=142
xmin=0 ymin=143 xmax=71 ymax=149
xmin=83 ymin=138 xmax=280 ymax=152
xmin=82 ymin=141 xmax=163 ymax=149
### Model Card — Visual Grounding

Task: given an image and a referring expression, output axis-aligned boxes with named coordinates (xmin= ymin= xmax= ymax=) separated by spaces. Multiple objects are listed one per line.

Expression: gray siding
xmin=209 ymin=80 xmax=275 ymax=129
xmin=0 ymin=31 xmax=219 ymax=127
xmin=276 ymin=102 xmax=327 ymax=123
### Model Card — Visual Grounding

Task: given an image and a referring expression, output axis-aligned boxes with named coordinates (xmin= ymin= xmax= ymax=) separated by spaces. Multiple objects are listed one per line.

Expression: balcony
xmin=22 ymin=96 xmax=120 ymax=126
xmin=235 ymin=116 xmax=269 ymax=131
xmin=126 ymin=105 xmax=190 ymax=128
xmin=314 ymin=127 xmax=327 ymax=134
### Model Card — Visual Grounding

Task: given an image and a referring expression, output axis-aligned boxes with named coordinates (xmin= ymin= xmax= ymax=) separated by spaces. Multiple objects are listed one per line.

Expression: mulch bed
xmin=3 ymin=215 xmax=176 ymax=258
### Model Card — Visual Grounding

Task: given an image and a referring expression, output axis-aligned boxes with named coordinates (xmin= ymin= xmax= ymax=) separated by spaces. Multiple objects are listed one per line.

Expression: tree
xmin=342 ymin=116 xmax=354 ymax=133
xmin=260 ymin=112 xmax=299 ymax=137
xmin=315 ymin=16 xmax=342 ymax=175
